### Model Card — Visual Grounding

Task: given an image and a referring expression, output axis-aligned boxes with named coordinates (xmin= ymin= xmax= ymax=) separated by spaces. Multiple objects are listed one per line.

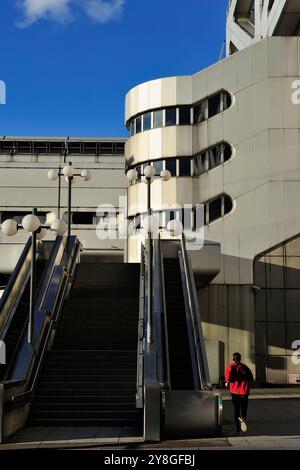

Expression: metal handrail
xmin=136 ymin=245 xmax=145 ymax=408
xmin=179 ymin=234 xmax=212 ymax=390
xmin=2 ymin=237 xmax=80 ymax=407
xmin=0 ymin=239 xmax=32 ymax=335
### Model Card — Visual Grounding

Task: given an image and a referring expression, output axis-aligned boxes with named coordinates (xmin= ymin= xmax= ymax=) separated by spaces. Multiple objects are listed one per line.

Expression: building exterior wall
xmin=0 ymin=138 xmax=127 ymax=272
xmin=125 ymin=36 xmax=300 ymax=382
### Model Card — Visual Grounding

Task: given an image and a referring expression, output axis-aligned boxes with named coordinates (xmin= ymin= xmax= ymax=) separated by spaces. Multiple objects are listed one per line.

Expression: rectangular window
xmin=178 ymin=107 xmax=191 ymax=125
xmin=143 ymin=112 xmax=152 ymax=131
xmin=208 ymin=93 xmax=221 ymax=118
xmin=165 ymin=108 xmax=177 ymax=126
xmin=208 ymin=198 xmax=222 ymax=223
xmin=136 ymin=116 xmax=142 ymax=134
xmin=153 ymin=160 xmax=164 ymax=175
xmin=153 ymin=110 xmax=163 ymax=129
xmin=208 ymin=146 xmax=222 ymax=170
xmin=179 ymin=158 xmax=191 ymax=176
xmin=194 ymin=100 xmax=207 ymax=124
xmin=166 ymin=158 xmax=177 ymax=176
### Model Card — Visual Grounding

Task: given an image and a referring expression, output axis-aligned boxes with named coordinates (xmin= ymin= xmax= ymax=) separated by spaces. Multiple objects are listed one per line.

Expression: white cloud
xmin=83 ymin=0 xmax=125 ymax=23
xmin=17 ymin=0 xmax=72 ymax=27
xmin=16 ymin=0 xmax=126 ymax=27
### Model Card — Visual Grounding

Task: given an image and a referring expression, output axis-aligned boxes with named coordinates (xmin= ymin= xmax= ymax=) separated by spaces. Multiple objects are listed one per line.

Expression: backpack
xmin=230 ymin=363 xmax=253 ymax=382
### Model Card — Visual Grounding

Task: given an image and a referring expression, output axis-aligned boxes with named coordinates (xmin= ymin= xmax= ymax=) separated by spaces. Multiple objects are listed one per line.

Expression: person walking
xmin=225 ymin=352 xmax=253 ymax=432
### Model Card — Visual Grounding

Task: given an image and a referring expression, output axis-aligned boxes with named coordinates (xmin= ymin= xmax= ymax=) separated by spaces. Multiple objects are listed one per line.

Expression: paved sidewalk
xmin=1 ymin=388 xmax=300 ymax=450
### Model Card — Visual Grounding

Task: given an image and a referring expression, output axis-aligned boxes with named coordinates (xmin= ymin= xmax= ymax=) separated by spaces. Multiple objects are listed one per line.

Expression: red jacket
xmin=225 ymin=361 xmax=253 ymax=395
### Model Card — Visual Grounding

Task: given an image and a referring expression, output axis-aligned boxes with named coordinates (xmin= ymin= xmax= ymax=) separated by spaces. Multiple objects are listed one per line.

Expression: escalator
xmin=164 ymin=258 xmax=194 ymax=390
xmin=29 ymin=263 xmax=142 ymax=429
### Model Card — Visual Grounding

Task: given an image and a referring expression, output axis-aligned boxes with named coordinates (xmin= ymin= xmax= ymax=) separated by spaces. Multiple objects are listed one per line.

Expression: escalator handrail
xmin=180 ymin=234 xmax=212 ymax=390
xmin=153 ymin=237 xmax=171 ymax=390
xmin=0 ymin=238 xmax=32 ymax=335
xmin=2 ymin=236 xmax=81 ymax=407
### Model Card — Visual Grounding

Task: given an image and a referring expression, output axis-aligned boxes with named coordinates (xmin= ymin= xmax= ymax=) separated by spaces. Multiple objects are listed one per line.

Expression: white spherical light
xmin=2 ymin=219 xmax=18 ymax=236
xmin=22 ymin=214 xmax=40 ymax=232
xmin=47 ymin=169 xmax=59 ymax=181
xmin=167 ymin=219 xmax=183 ymax=237
xmin=160 ymin=169 xmax=172 ymax=182
xmin=144 ymin=165 xmax=155 ymax=179
xmin=126 ymin=169 xmax=138 ymax=182
xmin=63 ymin=165 xmax=75 ymax=178
xmin=51 ymin=219 xmax=67 ymax=236
xmin=36 ymin=228 xmax=47 ymax=240
xmin=46 ymin=212 xmax=57 ymax=224
xmin=143 ymin=214 xmax=160 ymax=235
xmin=81 ymin=169 xmax=92 ymax=182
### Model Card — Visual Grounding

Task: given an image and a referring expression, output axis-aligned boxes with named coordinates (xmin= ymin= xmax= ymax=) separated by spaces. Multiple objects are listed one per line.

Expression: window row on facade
xmin=0 ymin=211 xmax=119 ymax=226
xmin=128 ymin=142 xmax=232 ymax=183
xmin=127 ymin=90 xmax=232 ymax=136
xmin=0 ymin=140 xmax=125 ymax=156
xmin=129 ymin=194 xmax=233 ymax=230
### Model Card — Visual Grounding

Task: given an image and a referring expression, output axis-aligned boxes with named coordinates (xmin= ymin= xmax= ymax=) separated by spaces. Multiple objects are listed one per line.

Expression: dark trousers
xmin=231 ymin=394 xmax=248 ymax=425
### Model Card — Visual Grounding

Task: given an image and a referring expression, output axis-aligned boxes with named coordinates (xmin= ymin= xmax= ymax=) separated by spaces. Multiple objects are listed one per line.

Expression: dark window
xmin=165 ymin=108 xmax=177 ymax=126
xmin=0 ymin=141 xmax=15 ymax=154
xmin=1 ymin=211 xmax=47 ymax=224
xmin=68 ymin=142 xmax=82 ymax=154
xmin=179 ymin=158 xmax=191 ymax=176
xmin=224 ymin=143 xmax=232 ymax=161
xmin=136 ymin=116 xmax=142 ymax=134
xmin=16 ymin=141 xmax=32 ymax=154
xmin=115 ymin=142 xmax=125 ymax=155
xmin=83 ymin=142 xmax=98 ymax=154
xmin=194 ymin=100 xmax=207 ymax=124
xmin=72 ymin=212 xmax=95 ymax=224
xmin=49 ymin=142 xmax=64 ymax=154
xmin=34 ymin=141 xmax=48 ymax=154
xmin=166 ymin=158 xmax=177 ymax=176
xmin=143 ymin=113 xmax=152 ymax=131
xmin=99 ymin=142 xmax=113 ymax=155
xmin=224 ymin=195 xmax=233 ymax=214
xmin=208 ymin=198 xmax=222 ymax=223
xmin=136 ymin=165 xmax=142 ymax=180
xmin=208 ymin=93 xmax=221 ymax=118
xmin=153 ymin=110 xmax=163 ymax=129
xmin=178 ymin=107 xmax=191 ymax=125
xmin=153 ymin=160 xmax=164 ymax=175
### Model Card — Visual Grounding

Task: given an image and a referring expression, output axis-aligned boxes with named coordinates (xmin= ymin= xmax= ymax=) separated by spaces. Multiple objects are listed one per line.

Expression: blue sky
xmin=0 ymin=1 xmax=228 ymax=137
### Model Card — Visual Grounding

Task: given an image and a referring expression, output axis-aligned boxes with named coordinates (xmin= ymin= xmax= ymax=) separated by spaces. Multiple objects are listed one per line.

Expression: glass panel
xmin=153 ymin=160 xmax=164 ymax=175
xmin=130 ymin=120 xmax=135 ymax=136
xmin=166 ymin=158 xmax=177 ymax=176
xmin=136 ymin=116 xmax=142 ymax=134
xmin=194 ymin=100 xmax=207 ymax=124
xmin=223 ymin=92 xmax=231 ymax=111
xmin=178 ymin=107 xmax=191 ymax=125
xmin=179 ymin=158 xmax=191 ymax=176
xmin=208 ymin=146 xmax=222 ymax=170
xmin=193 ymin=152 xmax=206 ymax=175
xmin=224 ymin=195 xmax=233 ymax=214
xmin=72 ymin=212 xmax=95 ymax=224
xmin=143 ymin=112 xmax=152 ymax=131
xmin=153 ymin=110 xmax=163 ymax=129
xmin=165 ymin=108 xmax=177 ymax=126
xmin=208 ymin=93 xmax=221 ymax=118
xmin=224 ymin=143 xmax=232 ymax=161
xmin=208 ymin=198 xmax=222 ymax=223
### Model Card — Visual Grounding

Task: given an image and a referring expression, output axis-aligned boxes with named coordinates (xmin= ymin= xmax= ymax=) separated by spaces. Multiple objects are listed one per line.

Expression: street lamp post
xmin=127 ymin=166 xmax=171 ymax=343
xmin=48 ymin=163 xmax=92 ymax=238
xmin=1 ymin=210 xmax=67 ymax=344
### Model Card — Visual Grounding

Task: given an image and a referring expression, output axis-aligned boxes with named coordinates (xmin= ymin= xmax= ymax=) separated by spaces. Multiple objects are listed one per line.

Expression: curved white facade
xmin=125 ymin=36 xmax=300 ymax=382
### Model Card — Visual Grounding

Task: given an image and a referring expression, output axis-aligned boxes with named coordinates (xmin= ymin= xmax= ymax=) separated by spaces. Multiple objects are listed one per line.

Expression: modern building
xmin=0 ymin=136 xmax=127 ymax=274
xmin=124 ymin=0 xmax=300 ymax=384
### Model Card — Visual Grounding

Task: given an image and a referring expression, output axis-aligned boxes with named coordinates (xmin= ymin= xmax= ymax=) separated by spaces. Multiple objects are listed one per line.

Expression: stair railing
xmin=0 ymin=236 xmax=81 ymax=443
